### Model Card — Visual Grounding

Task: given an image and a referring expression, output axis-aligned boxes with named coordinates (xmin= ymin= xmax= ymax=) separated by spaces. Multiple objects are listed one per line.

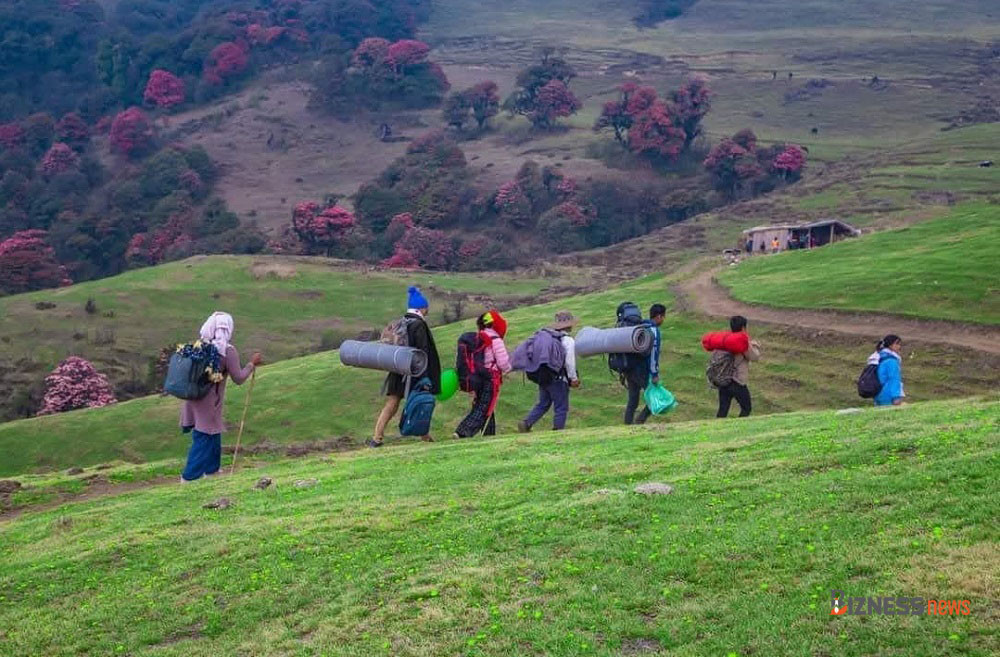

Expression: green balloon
xmin=436 ymin=368 xmax=459 ymax=402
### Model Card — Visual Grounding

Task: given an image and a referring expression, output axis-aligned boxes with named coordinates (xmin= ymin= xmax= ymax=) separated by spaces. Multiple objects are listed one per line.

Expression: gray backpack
xmin=512 ymin=329 xmax=566 ymax=384
xmin=706 ymin=350 xmax=737 ymax=388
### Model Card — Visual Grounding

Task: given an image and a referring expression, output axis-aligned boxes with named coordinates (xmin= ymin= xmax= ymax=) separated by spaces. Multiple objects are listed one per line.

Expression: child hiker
xmin=180 ymin=312 xmax=261 ymax=482
xmin=454 ymin=310 xmax=511 ymax=438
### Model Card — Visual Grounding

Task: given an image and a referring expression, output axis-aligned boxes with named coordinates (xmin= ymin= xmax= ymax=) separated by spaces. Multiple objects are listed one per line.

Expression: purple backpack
xmin=512 ymin=329 xmax=566 ymax=384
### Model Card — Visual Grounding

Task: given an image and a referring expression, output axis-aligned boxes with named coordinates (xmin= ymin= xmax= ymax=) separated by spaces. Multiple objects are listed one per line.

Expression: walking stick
xmin=229 ymin=369 xmax=256 ymax=475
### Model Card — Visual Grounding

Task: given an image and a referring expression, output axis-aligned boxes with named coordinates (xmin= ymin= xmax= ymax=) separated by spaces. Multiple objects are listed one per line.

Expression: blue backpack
xmin=164 ymin=343 xmax=221 ymax=400
xmin=399 ymin=377 xmax=436 ymax=436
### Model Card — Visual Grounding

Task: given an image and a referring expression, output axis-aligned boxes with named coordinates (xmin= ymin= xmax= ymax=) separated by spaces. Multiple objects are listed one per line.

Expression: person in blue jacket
xmin=624 ymin=303 xmax=666 ymax=424
xmin=873 ymin=334 xmax=905 ymax=406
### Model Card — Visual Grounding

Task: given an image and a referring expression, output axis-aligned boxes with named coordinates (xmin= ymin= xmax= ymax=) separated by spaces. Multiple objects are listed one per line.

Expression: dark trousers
xmin=717 ymin=382 xmax=752 ymax=418
xmin=624 ymin=373 xmax=651 ymax=425
xmin=456 ymin=376 xmax=497 ymax=437
xmin=182 ymin=429 xmax=222 ymax=481
xmin=523 ymin=379 xmax=570 ymax=430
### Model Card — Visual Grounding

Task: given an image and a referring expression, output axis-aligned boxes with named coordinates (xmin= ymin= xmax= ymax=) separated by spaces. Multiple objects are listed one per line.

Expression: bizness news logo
xmin=830 ymin=590 xmax=971 ymax=617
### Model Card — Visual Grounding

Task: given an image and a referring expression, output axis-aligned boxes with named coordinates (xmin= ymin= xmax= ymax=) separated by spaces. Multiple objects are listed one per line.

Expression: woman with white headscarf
xmin=180 ymin=311 xmax=262 ymax=482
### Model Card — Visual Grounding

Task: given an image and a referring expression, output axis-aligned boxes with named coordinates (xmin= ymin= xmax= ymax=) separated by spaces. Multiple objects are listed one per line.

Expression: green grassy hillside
xmin=1 ymin=398 xmax=996 ymax=655
xmin=0 ymin=255 xmax=556 ymax=420
xmin=717 ymin=204 xmax=1000 ymax=324
xmin=2 ymin=275 xmax=996 ymax=476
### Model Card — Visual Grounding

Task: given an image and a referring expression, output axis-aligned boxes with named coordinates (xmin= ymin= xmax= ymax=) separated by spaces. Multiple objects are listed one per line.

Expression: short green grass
xmin=1 ymin=274 xmax=996 ymax=476
xmin=0 ymin=255 xmax=559 ymax=420
xmin=1 ymin=398 xmax=996 ymax=656
xmin=717 ymin=204 xmax=1000 ymax=324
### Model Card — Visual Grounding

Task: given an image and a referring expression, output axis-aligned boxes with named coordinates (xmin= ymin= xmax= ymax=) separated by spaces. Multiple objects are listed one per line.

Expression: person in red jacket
xmin=717 ymin=315 xmax=760 ymax=418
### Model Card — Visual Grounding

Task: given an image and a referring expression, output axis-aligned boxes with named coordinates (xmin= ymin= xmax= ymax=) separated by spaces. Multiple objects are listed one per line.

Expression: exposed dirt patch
xmin=249 ymin=261 xmax=298 ymax=279
xmin=676 ymin=267 xmax=1000 ymax=354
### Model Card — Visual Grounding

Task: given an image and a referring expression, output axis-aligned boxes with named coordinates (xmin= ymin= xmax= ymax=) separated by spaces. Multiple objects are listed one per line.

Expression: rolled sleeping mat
xmin=339 ymin=340 xmax=428 ymax=377
xmin=574 ymin=325 xmax=653 ymax=358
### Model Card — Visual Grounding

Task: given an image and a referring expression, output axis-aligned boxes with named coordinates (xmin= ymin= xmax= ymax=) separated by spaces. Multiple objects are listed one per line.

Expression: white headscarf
xmin=200 ymin=312 xmax=234 ymax=353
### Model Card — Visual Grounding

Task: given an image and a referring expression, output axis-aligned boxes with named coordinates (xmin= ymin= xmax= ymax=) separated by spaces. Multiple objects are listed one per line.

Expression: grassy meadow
xmin=2 ymin=274 xmax=996 ymax=476
xmin=1 ymin=398 xmax=997 ymax=656
xmin=717 ymin=204 xmax=1000 ymax=325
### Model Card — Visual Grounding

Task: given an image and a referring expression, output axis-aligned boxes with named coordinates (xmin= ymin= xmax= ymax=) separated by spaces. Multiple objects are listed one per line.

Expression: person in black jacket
xmin=369 ymin=286 xmax=441 ymax=447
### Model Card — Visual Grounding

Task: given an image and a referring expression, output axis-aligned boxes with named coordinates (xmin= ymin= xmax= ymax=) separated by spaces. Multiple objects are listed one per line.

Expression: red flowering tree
xmin=39 ymin=143 xmax=79 ymax=177
xmin=37 ymin=357 xmax=117 ymax=416
xmin=391 ymin=226 xmax=454 ymax=270
xmin=381 ymin=244 xmax=420 ymax=269
xmin=204 ymin=42 xmax=250 ymax=85
xmin=467 ymin=81 xmax=500 ymax=129
xmin=387 ymin=39 xmax=430 ymax=72
xmin=0 ymin=122 xmax=24 ymax=150
xmin=290 ymin=202 xmax=358 ymax=256
xmin=109 ymin=107 xmax=154 ymax=157
xmin=527 ymin=80 xmax=581 ymax=128
xmin=704 ymin=137 xmax=761 ymax=198
xmin=0 ymin=230 xmax=72 ymax=293
xmin=383 ymin=211 xmax=415 ymax=246
xmin=144 ymin=69 xmax=186 ymax=109
xmin=671 ymin=76 xmax=712 ymax=148
xmin=771 ymin=145 xmax=807 ymax=181
xmin=352 ymin=37 xmax=391 ymax=71
xmin=628 ymin=101 xmax=686 ymax=159
xmin=55 ymin=112 xmax=90 ymax=150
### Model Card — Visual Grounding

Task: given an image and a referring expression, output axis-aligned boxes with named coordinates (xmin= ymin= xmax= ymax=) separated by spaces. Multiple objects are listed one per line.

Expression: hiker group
xmin=166 ymin=288 xmax=907 ymax=479
xmin=360 ymin=287 xmax=765 ymax=446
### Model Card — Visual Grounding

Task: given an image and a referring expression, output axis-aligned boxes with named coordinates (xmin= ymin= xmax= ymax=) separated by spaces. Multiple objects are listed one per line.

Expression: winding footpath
xmin=676 ymin=267 xmax=1000 ymax=355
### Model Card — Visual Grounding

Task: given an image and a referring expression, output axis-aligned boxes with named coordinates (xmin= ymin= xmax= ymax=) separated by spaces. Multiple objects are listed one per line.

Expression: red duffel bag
xmin=701 ymin=330 xmax=750 ymax=354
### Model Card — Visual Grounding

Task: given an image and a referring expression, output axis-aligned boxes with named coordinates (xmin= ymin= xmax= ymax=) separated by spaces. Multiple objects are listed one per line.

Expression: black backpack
xmin=609 ymin=302 xmax=646 ymax=378
xmin=857 ymin=361 xmax=883 ymax=399
xmin=456 ymin=331 xmax=490 ymax=393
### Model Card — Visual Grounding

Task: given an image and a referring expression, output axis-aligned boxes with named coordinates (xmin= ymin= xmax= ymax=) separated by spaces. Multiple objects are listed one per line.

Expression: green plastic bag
xmin=644 ymin=377 xmax=677 ymax=415
xmin=436 ymin=368 xmax=459 ymax=402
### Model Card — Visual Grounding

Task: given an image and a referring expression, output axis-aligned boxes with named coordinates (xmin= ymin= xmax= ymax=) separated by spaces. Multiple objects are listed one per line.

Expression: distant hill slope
xmin=0 ymin=255 xmax=556 ymax=421
xmin=1 ymin=275 xmax=996 ymax=475
xmin=717 ymin=204 xmax=1000 ymax=325
xmin=1 ymin=398 xmax=997 ymax=655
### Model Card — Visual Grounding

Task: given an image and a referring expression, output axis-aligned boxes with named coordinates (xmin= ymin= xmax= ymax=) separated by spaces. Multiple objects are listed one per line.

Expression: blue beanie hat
xmin=407 ymin=286 xmax=429 ymax=310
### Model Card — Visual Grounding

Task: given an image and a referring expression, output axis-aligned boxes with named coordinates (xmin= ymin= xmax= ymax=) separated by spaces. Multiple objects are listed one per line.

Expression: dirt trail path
xmin=677 ymin=267 xmax=1000 ymax=354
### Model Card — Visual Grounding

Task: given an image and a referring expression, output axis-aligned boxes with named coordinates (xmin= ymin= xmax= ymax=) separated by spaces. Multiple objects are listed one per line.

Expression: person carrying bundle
xmin=624 ymin=304 xmax=666 ymax=425
xmin=174 ymin=312 xmax=261 ymax=482
xmin=703 ymin=315 xmax=760 ymax=418
xmin=369 ymin=286 xmax=441 ymax=447
xmin=515 ymin=311 xmax=580 ymax=433
xmin=454 ymin=311 xmax=511 ymax=438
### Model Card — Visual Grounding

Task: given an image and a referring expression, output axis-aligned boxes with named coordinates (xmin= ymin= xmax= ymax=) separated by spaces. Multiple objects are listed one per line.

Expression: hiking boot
xmin=366 ymin=439 xmax=384 ymax=448
xmin=517 ymin=421 xmax=532 ymax=434
xmin=421 ymin=435 xmax=434 ymax=443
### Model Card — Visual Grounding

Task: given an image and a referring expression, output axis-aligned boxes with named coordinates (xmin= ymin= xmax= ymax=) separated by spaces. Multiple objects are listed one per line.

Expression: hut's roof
xmin=743 ymin=219 xmax=861 ymax=236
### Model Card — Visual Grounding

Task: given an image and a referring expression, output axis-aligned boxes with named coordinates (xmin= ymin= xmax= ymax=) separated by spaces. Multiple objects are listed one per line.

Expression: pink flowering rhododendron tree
xmin=352 ymin=37 xmax=391 ymax=73
xmin=772 ymin=144 xmax=807 ymax=180
xmin=144 ymin=70 xmax=186 ymax=109
xmin=628 ymin=101 xmax=686 ymax=159
xmin=466 ymin=81 xmax=500 ymax=129
xmin=39 ymin=142 xmax=79 ymax=176
xmin=671 ymin=76 xmax=712 ymax=148
xmin=529 ymin=80 xmax=582 ymax=128
xmin=0 ymin=230 xmax=72 ymax=293
xmin=381 ymin=244 xmax=420 ymax=269
xmin=290 ymin=202 xmax=358 ymax=256
xmin=704 ymin=137 xmax=760 ymax=198
xmin=0 ymin=122 xmax=24 ymax=150
xmin=55 ymin=112 xmax=90 ymax=149
xmin=37 ymin=356 xmax=117 ymax=416
xmin=204 ymin=42 xmax=250 ymax=85
xmin=387 ymin=39 xmax=430 ymax=71
xmin=126 ymin=214 xmax=192 ymax=266
xmin=109 ymin=107 xmax=154 ymax=157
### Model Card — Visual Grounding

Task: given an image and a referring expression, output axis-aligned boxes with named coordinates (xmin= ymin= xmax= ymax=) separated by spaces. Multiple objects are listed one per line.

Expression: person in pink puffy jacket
xmin=454 ymin=310 xmax=511 ymax=438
